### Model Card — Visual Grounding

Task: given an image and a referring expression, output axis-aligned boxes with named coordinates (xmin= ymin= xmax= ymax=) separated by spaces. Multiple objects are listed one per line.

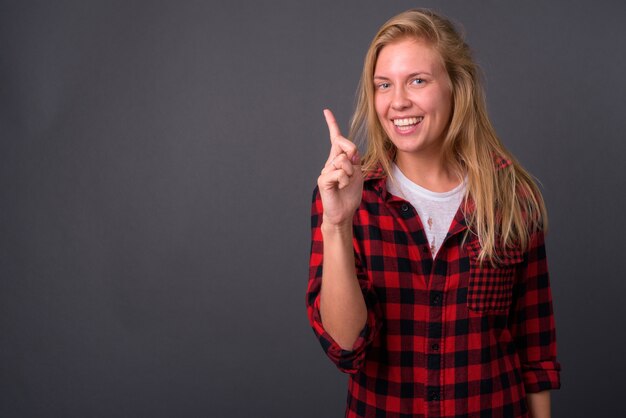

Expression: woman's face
xmin=373 ymin=37 xmax=452 ymax=160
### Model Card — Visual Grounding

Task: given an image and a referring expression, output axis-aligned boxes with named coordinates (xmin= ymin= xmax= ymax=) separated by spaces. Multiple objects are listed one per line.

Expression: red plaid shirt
xmin=306 ymin=160 xmax=560 ymax=417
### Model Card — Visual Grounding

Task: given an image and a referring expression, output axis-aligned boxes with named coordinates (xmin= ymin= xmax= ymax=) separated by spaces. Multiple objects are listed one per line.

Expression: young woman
xmin=306 ymin=9 xmax=560 ymax=418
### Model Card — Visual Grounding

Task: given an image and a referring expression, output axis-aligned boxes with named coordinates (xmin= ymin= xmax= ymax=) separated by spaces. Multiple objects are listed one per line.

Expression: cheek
xmin=440 ymin=96 xmax=453 ymax=121
xmin=439 ymin=88 xmax=453 ymax=115
xmin=374 ymin=96 xmax=387 ymax=120
xmin=428 ymin=93 xmax=452 ymax=118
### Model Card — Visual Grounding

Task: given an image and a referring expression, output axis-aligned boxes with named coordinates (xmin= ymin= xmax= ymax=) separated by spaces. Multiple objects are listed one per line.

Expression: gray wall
xmin=1 ymin=1 xmax=625 ymax=417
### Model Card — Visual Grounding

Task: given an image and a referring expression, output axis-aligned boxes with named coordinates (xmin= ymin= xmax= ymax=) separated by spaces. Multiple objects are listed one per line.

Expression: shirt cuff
xmin=522 ymin=360 xmax=561 ymax=392
xmin=310 ymin=296 xmax=380 ymax=374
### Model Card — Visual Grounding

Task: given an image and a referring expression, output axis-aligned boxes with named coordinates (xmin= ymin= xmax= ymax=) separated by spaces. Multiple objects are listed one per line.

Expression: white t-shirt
xmin=387 ymin=164 xmax=467 ymax=258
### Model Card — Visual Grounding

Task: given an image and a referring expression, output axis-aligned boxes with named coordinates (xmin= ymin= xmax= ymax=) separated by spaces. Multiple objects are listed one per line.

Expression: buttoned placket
xmin=388 ymin=192 xmax=468 ymax=418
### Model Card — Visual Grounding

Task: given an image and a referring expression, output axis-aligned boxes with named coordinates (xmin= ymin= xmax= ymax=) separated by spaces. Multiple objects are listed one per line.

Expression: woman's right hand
xmin=317 ymin=109 xmax=364 ymax=228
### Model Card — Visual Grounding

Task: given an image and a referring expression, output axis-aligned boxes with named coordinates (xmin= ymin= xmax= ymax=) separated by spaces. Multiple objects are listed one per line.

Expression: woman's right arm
xmin=319 ymin=222 xmax=366 ymax=350
xmin=316 ymin=109 xmax=366 ymax=350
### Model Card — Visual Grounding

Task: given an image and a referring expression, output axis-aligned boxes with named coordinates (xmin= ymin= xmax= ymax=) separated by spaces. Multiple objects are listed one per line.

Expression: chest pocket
xmin=466 ymin=241 xmax=524 ymax=314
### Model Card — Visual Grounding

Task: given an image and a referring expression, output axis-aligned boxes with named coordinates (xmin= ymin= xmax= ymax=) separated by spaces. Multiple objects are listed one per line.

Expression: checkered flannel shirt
xmin=306 ymin=160 xmax=560 ymax=417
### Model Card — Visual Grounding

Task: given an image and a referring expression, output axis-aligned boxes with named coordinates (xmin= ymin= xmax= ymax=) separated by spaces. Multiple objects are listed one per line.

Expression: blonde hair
xmin=349 ymin=9 xmax=547 ymax=263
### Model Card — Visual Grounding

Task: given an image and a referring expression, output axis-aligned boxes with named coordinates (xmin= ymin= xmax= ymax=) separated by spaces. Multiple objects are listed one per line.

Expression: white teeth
xmin=393 ymin=117 xmax=423 ymax=126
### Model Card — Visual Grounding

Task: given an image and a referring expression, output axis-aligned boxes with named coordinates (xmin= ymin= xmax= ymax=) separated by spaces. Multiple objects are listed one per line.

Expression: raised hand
xmin=317 ymin=109 xmax=364 ymax=227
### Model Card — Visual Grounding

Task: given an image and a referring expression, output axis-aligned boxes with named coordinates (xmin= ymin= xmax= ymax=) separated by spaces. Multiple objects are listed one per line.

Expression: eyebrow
xmin=373 ymin=72 xmax=433 ymax=80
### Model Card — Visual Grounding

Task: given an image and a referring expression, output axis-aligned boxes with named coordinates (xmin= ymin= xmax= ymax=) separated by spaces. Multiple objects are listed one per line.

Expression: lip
xmin=391 ymin=115 xmax=421 ymax=119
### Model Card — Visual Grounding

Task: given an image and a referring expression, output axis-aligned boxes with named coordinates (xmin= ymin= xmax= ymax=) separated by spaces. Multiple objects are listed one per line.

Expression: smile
xmin=393 ymin=117 xmax=423 ymax=126
xmin=392 ymin=117 xmax=423 ymax=131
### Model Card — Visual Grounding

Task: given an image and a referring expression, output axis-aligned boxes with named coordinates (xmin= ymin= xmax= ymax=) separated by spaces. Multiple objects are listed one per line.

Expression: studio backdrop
xmin=1 ymin=1 xmax=625 ymax=417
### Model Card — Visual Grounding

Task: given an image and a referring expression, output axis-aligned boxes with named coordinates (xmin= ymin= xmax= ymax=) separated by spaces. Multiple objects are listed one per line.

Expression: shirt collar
xmin=363 ymin=154 xmax=512 ymax=237
xmin=363 ymin=153 xmax=513 ymax=184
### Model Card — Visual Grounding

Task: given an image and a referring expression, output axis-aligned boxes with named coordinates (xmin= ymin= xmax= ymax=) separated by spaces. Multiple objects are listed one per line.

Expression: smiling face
xmin=373 ymin=37 xmax=452 ymax=164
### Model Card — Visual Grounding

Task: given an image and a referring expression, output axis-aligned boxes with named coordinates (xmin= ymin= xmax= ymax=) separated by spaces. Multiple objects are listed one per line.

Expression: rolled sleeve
xmin=509 ymin=229 xmax=561 ymax=392
xmin=306 ymin=187 xmax=381 ymax=374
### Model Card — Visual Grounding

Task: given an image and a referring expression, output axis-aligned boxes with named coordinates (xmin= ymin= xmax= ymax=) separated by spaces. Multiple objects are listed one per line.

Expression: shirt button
xmin=430 ymin=293 xmax=442 ymax=306
xmin=428 ymin=390 xmax=440 ymax=401
xmin=401 ymin=203 xmax=409 ymax=212
xmin=431 ymin=343 xmax=439 ymax=351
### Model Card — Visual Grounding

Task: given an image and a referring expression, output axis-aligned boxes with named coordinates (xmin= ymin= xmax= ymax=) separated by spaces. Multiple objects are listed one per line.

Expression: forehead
xmin=374 ymin=37 xmax=444 ymax=74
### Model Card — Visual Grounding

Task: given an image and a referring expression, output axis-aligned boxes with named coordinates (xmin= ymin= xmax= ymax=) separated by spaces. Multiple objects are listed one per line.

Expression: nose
xmin=391 ymin=85 xmax=411 ymax=110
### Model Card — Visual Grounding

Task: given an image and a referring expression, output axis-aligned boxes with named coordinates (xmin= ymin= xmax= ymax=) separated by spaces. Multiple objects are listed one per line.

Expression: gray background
xmin=1 ymin=1 xmax=625 ymax=417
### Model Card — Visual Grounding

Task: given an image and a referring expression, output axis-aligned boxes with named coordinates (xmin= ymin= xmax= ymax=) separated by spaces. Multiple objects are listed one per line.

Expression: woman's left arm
xmin=527 ymin=391 xmax=551 ymax=418
xmin=508 ymin=229 xmax=561 ymax=400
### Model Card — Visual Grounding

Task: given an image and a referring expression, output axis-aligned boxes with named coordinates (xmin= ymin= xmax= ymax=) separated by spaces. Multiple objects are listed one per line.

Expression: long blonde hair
xmin=349 ymin=9 xmax=547 ymax=263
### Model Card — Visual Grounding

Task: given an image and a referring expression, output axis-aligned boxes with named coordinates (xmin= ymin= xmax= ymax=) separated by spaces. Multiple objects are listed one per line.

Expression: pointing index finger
xmin=323 ymin=109 xmax=342 ymax=143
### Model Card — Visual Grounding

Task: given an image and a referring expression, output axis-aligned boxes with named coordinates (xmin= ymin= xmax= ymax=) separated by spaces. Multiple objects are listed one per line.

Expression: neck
xmin=395 ymin=151 xmax=460 ymax=193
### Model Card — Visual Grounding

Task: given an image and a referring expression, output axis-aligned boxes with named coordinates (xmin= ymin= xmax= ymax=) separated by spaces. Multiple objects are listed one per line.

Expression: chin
xmin=389 ymin=137 xmax=425 ymax=153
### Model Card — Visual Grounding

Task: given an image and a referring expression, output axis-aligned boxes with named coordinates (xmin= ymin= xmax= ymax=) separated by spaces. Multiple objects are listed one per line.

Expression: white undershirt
xmin=387 ymin=163 xmax=467 ymax=258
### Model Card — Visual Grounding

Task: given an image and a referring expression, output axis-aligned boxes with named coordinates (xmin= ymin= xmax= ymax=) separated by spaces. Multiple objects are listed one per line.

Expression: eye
xmin=376 ymin=82 xmax=391 ymax=90
xmin=411 ymin=78 xmax=425 ymax=85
